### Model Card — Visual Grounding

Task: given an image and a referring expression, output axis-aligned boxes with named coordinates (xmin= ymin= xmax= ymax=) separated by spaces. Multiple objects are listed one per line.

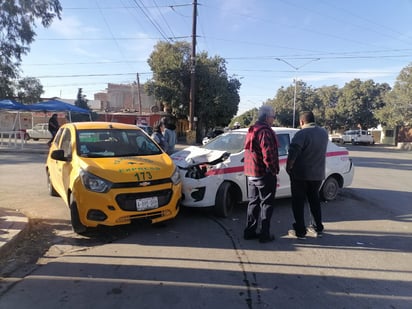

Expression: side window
xmin=277 ymin=133 xmax=290 ymax=156
xmin=54 ymin=127 xmax=63 ymax=145
xmin=60 ymin=129 xmax=72 ymax=157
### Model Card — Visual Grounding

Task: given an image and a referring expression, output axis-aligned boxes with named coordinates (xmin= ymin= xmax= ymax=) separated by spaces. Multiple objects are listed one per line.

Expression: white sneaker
xmin=307 ymin=226 xmax=323 ymax=238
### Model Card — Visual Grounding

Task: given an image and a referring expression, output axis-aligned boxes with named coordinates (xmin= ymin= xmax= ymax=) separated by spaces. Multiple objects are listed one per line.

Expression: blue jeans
xmin=244 ymin=173 xmax=277 ymax=237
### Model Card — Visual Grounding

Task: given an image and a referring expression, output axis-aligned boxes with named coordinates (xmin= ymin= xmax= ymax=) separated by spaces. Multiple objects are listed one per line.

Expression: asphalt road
xmin=0 ymin=145 xmax=411 ymax=308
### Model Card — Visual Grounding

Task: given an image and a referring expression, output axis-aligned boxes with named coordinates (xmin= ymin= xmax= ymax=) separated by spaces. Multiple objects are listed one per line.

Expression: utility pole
xmin=188 ymin=0 xmax=197 ymax=132
xmin=136 ymin=73 xmax=142 ymax=116
xmin=275 ymin=58 xmax=320 ymax=128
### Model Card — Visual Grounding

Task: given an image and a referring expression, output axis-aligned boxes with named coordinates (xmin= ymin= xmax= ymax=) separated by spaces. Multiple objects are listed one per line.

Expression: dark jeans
xmin=244 ymin=173 xmax=277 ymax=238
xmin=290 ymin=177 xmax=324 ymax=236
xmin=48 ymin=130 xmax=57 ymax=145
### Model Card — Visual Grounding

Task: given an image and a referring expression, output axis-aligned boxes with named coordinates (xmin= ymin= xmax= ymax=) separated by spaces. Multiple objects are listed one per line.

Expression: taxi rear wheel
xmin=69 ymin=194 xmax=88 ymax=234
xmin=214 ymin=182 xmax=235 ymax=218
xmin=320 ymin=177 xmax=339 ymax=201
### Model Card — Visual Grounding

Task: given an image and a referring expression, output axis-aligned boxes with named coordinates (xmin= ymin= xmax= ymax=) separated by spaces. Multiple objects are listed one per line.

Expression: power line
xmin=131 ymin=0 xmax=171 ymax=42
xmin=153 ymin=0 xmax=176 ymax=39
xmin=36 ymin=72 xmax=152 ymax=78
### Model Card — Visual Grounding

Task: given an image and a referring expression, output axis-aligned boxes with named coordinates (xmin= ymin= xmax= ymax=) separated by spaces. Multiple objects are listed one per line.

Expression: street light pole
xmin=275 ymin=58 xmax=320 ymax=128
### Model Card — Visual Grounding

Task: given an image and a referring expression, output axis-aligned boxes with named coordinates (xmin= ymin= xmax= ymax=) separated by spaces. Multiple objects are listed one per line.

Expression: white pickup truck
xmin=26 ymin=123 xmax=52 ymax=140
xmin=341 ymin=129 xmax=374 ymax=145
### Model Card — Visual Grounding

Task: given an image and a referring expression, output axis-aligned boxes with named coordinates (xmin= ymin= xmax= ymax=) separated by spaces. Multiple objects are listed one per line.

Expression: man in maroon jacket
xmin=243 ymin=105 xmax=279 ymax=243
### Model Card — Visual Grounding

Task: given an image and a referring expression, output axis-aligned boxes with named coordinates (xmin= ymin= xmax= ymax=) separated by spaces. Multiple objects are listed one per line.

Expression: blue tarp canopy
xmin=0 ymin=99 xmax=31 ymax=111
xmin=1 ymin=98 xmax=91 ymax=124
xmin=28 ymin=99 xmax=90 ymax=114
xmin=0 ymin=99 xmax=90 ymax=114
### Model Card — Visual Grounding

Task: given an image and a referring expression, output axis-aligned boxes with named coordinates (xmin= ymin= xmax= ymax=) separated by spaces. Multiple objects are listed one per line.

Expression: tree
xmin=195 ymin=52 xmax=240 ymax=137
xmin=316 ymin=85 xmax=340 ymax=131
xmin=336 ymin=79 xmax=389 ymax=130
xmin=269 ymin=81 xmax=320 ymax=127
xmin=0 ymin=0 xmax=62 ymax=96
xmin=145 ymin=41 xmax=191 ymax=116
xmin=75 ymin=88 xmax=89 ymax=109
xmin=16 ymin=77 xmax=44 ymax=104
xmin=230 ymin=108 xmax=258 ymax=128
xmin=376 ymin=64 xmax=412 ymax=127
xmin=71 ymin=88 xmax=92 ymax=122
xmin=146 ymin=41 xmax=241 ymax=141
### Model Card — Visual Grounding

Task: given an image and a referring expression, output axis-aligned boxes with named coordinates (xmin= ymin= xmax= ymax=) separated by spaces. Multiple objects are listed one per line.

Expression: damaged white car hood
xmin=170 ymin=146 xmax=230 ymax=168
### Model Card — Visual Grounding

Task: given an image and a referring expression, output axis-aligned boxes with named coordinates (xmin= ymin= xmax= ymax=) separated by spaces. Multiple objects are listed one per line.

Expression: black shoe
xmin=259 ymin=234 xmax=275 ymax=243
xmin=288 ymin=229 xmax=306 ymax=240
xmin=244 ymin=231 xmax=260 ymax=240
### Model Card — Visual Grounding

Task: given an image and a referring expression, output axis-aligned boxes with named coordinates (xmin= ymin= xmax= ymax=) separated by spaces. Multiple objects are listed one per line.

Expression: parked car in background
xmin=341 ymin=129 xmax=374 ymax=145
xmin=171 ymin=128 xmax=354 ymax=217
xmin=26 ymin=123 xmax=52 ymax=140
xmin=46 ymin=122 xmax=182 ymax=234
xmin=329 ymin=133 xmax=343 ymax=144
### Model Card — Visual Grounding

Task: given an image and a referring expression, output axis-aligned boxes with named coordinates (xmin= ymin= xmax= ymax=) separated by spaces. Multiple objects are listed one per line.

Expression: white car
xmin=26 ymin=123 xmax=52 ymax=140
xmin=341 ymin=129 xmax=374 ymax=145
xmin=171 ymin=127 xmax=354 ymax=217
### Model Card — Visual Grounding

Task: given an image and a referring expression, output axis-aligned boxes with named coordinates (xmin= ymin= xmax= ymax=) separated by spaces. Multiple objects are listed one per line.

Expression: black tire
xmin=47 ymin=169 xmax=59 ymax=197
xmin=320 ymin=177 xmax=339 ymax=201
xmin=214 ymin=182 xmax=235 ymax=218
xmin=69 ymin=194 xmax=88 ymax=234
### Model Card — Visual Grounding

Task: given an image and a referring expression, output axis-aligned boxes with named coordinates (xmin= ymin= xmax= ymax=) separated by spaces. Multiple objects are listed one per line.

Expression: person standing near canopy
xmin=47 ymin=113 xmax=59 ymax=146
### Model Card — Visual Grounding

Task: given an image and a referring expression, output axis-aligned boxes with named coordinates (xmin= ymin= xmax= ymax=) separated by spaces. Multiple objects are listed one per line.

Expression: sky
xmin=19 ymin=0 xmax=412 ymax=115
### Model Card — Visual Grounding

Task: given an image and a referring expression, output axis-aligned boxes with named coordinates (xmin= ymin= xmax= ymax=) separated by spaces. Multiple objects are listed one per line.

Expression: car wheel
xmin=47 ymin=169 xmax=59 ymax=197
xmin=214 ymin=182 xmax=235 ymax=218
xmin=320 ymin=177 xmax=339 ymax=201
xmin=69 ymin=194 xmax=88 ymax=234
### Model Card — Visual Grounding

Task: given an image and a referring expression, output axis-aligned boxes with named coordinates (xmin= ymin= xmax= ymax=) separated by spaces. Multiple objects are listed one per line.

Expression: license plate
xmin=136 ymin=197 xmax=159 ymax=211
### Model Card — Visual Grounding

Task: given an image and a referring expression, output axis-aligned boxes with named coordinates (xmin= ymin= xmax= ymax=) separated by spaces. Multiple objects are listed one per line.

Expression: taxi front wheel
xmin=69 ymin=194 xmax=88 ymax=234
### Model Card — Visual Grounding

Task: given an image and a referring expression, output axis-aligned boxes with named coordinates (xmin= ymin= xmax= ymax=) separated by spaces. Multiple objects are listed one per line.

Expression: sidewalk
xmin=0 ymin=140 xmax=49 ymax=154
xmin=0 ymin=142 xmax=47 ymax=255
xmin=0 ymin=208 xmax=29 ymax=255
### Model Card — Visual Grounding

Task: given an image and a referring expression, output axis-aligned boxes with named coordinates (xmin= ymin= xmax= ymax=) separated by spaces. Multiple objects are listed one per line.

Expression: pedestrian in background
xmin=243 ymin=105 xmax=279 ymax=243
xmin=47 ymin=113 xmax=59 ymax=146
xmin=151 ymin=121 xmax=168 ymax=152
xmin=162 ymin=117 xmax=177 ymax=155
xmin=286 ymin=111 xmax=329 ymax=239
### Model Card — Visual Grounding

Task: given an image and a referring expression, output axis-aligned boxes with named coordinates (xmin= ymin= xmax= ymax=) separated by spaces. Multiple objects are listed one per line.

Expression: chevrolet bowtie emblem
xmin=139 ymin=181 xmax=151 ymax=187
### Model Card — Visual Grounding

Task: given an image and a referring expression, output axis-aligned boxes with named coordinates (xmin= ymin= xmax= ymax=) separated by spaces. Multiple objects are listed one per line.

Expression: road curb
xmin=0 ymin=210 xmax=30 ymax=258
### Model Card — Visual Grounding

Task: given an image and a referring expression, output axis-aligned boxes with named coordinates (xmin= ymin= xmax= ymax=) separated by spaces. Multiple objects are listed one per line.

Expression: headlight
xmin=171 ymin=167 xmax=181 ymax=185
xmin=80 ymin=170 xmax=112 ymax=193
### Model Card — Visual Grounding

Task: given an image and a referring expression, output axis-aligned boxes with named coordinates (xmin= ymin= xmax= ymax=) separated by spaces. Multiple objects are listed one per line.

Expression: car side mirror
xmin=51 ymin=149 xmax=68 ymax=161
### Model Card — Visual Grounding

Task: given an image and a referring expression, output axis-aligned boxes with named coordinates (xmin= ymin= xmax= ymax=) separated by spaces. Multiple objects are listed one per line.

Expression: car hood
xmin=171 ymin=146 xmax=230 ymax=168
xmin=79 ymin=155 xmax=173 ymax=182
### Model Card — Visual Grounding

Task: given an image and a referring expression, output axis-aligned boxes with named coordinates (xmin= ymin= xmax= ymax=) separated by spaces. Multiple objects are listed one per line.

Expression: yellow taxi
xmin=46 ymin=122 xmax=181 ymax=234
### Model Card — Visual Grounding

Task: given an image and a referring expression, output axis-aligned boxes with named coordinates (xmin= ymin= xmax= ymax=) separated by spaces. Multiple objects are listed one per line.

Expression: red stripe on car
xmin=205 ymin=151 xmax=348 ymax=176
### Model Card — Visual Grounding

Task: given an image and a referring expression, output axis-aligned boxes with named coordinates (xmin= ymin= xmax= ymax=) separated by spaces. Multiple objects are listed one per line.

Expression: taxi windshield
xmin=77 ymin=129 xmax=162 ymax=157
